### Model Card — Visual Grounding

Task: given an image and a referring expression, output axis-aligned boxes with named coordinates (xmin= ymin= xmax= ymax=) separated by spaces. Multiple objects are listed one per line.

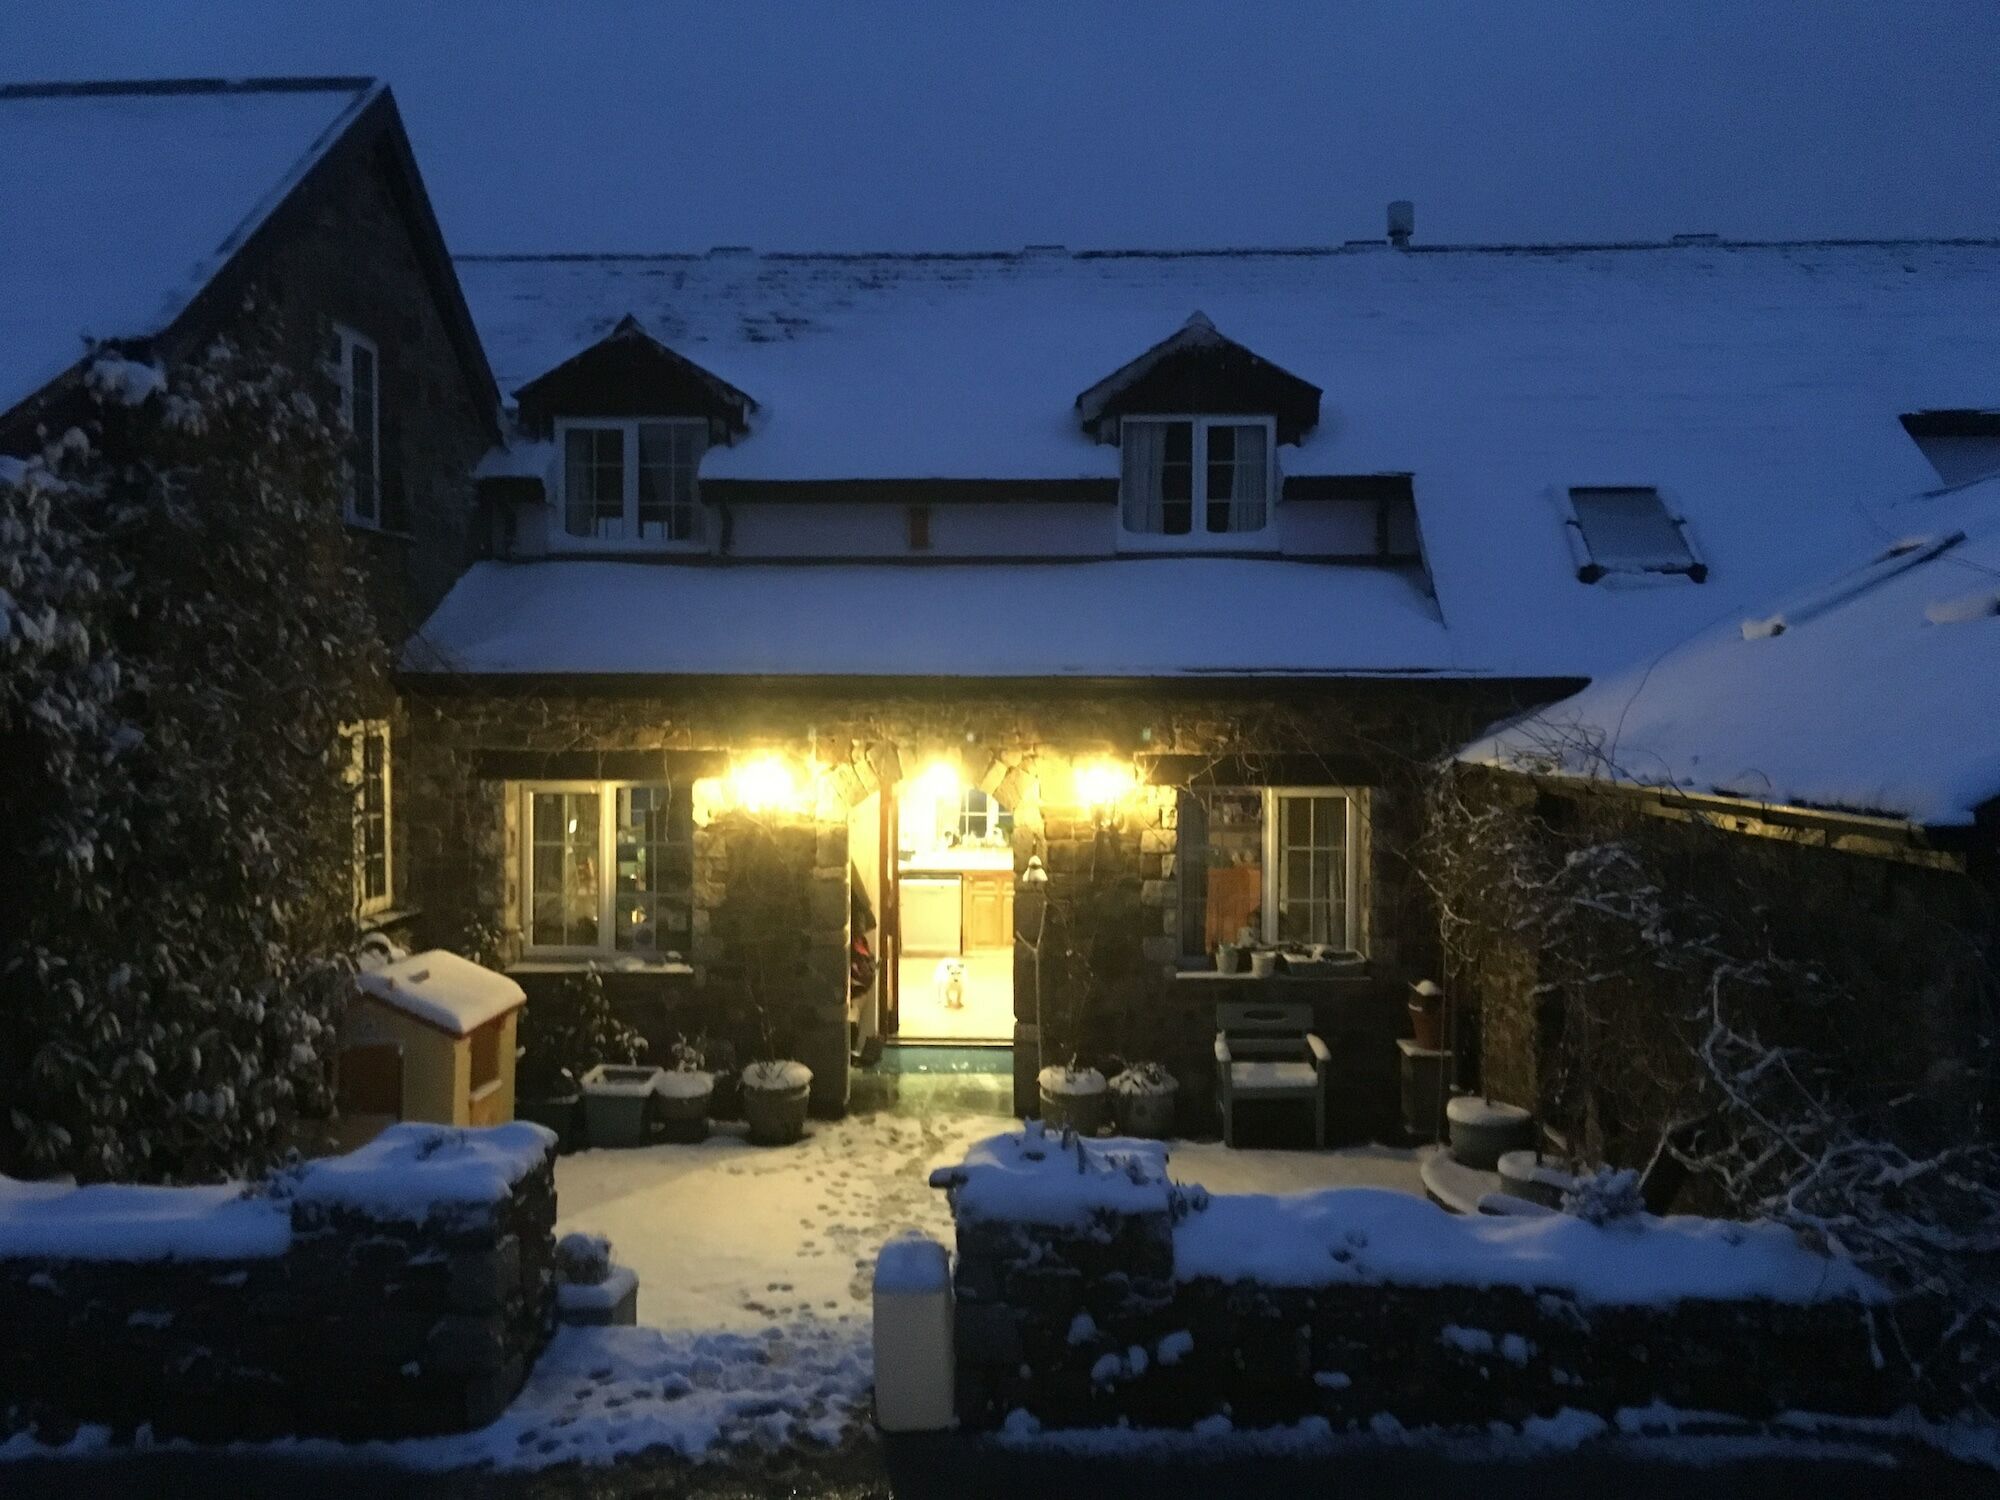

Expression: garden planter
xmin=1108 ymin=1065 xmax=1179 ymax=1138
xmin=741 ymin=1060 xmax=814 ymax=1146
xmin=1214 ymin=944 xmax=1241 ymax=975
xmin=579 ymin=1064 xmax=667 ymax=1148
xmin=1498 ymin=1148 xmax=1573 ymax=1209
xmin=1408 ymin=979 xmax=1445 ymax=1051
xmin=1037 ymin=1066 xmax=1108 ymax=1135
xmin=1446 ymin=1095 xmax=1535 ymax=1169
xmin=515 ymin=1092 xmax=583 ymax=1151
xmin=653 ymin=1069 xmax=716 ymax=1144
xmin=1249 ymin=950 xmax=1278 ymax=979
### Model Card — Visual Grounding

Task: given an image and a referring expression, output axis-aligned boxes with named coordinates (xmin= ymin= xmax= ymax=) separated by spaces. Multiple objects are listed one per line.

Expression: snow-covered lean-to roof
xmin=427 ymin=239 xmax=2000 ymax=681
xmin=0 ymin=77 xmax=383 ymax=418
xmin=1460 ymin=475 xmax=2000 ymax=830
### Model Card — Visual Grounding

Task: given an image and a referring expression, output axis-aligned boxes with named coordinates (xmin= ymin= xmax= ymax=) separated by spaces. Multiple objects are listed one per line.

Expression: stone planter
xmin=741 ymin=1060 xmax=814 ymax=1146
xmin=579 ymin=1064 xmax=666 ymax=1148
xmin=1498 ymin=1149 xmax=1574 ymax=1209
xmin=1108 ymin=1065 xmax=1180 ymax=1139
xmin=654 ymin=1070 xmax=715 ymax=1144
xmin=515 ymin=1092 xmax=583 ymax=1152
xmin=1037 ymin=1066 xmax=1108 ymax=1135
xmin=1446 ymin=1095 xmax=1535 ymax=1169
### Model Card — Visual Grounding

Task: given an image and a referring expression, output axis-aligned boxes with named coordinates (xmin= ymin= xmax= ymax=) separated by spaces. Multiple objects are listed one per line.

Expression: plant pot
xmin=1408 ymin=980 xmax=1445 ymax=1051
xmin=1110 ymin=1080 xmax=1179 ymax=1139
xmin=580 ymin=1064 xmax=668 ymax=1148
xmin=1037 ymin=1066 xmax=1109 ymax=1135
xmin=516 ymin=1092 xmax=583 ymax=1151
xmin=1446 ymin=1095 xmax=1534 ymax=1170
xmin=1215 ymin=944 xmax=1241 ymax=975
xmin=741 ymin=1060 xmax=814 ymax=1145
xmin=1249 ymin=950 xmax=1278 ymax=979
xmin=652 ymin=1070 xmax=715 ymax=1144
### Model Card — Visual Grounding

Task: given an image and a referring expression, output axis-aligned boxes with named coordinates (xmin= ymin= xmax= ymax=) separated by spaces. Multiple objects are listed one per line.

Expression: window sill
xmin=508 ymin=956 xmax=695 ymax=977
xmin=358 ymin=904 xmax=421 ymax=934
xmin=346 ymin=521 xmax=416 ymax=542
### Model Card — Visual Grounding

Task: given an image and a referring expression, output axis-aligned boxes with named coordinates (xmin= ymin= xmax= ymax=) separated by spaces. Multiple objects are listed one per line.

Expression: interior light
xmin=727 ymin=755 xmax=799 ymax=814
xmin=918 ymin=760 xmax=961 ymax=800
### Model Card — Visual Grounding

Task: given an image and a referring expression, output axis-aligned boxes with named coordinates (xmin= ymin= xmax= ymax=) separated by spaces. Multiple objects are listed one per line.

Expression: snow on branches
xmin=1 ymin=325 xmax=386 ymax=1184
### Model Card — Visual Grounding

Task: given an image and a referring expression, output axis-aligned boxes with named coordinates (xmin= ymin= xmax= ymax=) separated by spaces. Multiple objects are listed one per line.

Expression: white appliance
xmin=899 ymin=877 xmax=962 ymax=957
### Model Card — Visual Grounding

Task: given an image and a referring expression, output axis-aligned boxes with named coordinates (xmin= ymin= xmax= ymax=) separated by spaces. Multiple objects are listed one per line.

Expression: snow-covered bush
xmin=1561 ymin=1167 xmax=1646 ymax=1226
xmin=554 ymin=1231 xmax=613 ymax=1286
xmin=1 ymin=324 xmax=381 ymax=1183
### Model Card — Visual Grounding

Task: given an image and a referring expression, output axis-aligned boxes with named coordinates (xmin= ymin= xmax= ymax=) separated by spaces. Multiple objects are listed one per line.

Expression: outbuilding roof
xmin=446 ymin=240 xmax=2000 ymax=679
xmin=1459 ymin=474 xmax=2000 ymax=830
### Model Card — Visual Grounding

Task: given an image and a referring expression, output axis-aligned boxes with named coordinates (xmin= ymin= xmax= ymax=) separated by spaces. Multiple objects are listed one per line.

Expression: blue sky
xmin=3 ymin=1 xmax=1996 ymax=253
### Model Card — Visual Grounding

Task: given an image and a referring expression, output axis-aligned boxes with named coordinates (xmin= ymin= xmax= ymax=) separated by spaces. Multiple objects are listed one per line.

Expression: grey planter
xmin=579 ymin=1064 xmax=666 ymax=1148
xmin=1446 ymin=1095 xmax=1535 ymax=1170
xmin=515 ymin=1092 xmax=583 ymax=1152
xmin=1039 ymin=1086 xmax=1110 ymax=1136
xmin=742 ymin=1080 xmax=811 ymax=1145
xmin=653 ymin=1072 xmax=715 ymax=1144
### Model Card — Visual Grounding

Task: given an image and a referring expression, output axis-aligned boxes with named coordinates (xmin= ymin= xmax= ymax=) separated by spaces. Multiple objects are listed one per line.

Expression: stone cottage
xmin=397 ymin=231 xmax=2000 ymax=1120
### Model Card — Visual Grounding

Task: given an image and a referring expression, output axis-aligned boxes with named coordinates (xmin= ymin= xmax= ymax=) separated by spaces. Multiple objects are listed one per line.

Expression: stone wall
xmin=941 ymin=1133 xmax=1926 ymax=1435
xmin=0 ymin=1125 xmax=556 ymax=1444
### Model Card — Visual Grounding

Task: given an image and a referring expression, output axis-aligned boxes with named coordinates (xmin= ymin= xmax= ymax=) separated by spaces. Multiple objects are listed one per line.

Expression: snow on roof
xmin=404 ymin=556 xmax=1467 ymax=679
xmin=452 ymin=241 xmax=2000 ymax=677
xmin=353 ymin=948 xmax=527 ymax=1036
xmin=0 ymin=78 xmax=380 ymax=418
xmin=1460 ymin=475 xmax=2000 ymax=828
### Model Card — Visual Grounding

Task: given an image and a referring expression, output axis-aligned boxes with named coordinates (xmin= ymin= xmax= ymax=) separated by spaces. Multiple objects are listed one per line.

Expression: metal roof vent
xmin=1387 ymin=200 xmax=1415 ymax=249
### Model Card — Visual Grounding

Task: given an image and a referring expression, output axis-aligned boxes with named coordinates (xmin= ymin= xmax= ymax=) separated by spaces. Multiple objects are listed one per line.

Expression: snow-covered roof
xmin=1460 ymin=475 xmax=2000 ymax=829
xmin=0 ymin=78 xmax=380 ymax=419
xmin=451 ymin=241 xmax=2000 ymax=677
xmin=354 ymin=948 xmax=526 ymax=1036
xmin=404 ymin=556 xmax=1469 ymax=679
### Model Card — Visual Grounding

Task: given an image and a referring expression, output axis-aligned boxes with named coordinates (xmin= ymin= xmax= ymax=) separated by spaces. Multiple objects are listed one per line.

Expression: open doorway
xmin=889 ymin=760 xmax=1015 ymax=1043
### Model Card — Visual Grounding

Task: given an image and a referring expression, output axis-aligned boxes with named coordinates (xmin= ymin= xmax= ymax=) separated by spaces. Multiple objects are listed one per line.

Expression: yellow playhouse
xmin=341 ymin=950 xmax=527 ymax=1139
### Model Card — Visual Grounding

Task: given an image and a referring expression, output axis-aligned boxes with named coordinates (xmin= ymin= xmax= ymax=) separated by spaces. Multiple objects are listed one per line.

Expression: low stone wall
xmin=0 ymin=1123 xmax=557 ymax=1443
xmin=938 ymin=1129 xmax=1917 ymax=1434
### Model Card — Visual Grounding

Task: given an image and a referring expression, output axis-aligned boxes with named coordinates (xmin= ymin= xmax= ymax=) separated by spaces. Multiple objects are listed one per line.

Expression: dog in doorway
xmin=933 ymin=957 xmax=967 ymax=1010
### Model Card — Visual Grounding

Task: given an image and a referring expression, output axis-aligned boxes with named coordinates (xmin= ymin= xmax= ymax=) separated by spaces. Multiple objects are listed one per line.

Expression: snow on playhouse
xmin=924 ymin=1125 xmax=1916 ymax=1435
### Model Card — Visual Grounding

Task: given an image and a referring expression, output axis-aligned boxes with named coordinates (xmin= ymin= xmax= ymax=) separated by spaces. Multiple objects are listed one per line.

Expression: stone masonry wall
xmin=0 ymin=1130 xmax=557 ymax=1444
xmin=947 ymin=1165 xmax=1928 ymax=1435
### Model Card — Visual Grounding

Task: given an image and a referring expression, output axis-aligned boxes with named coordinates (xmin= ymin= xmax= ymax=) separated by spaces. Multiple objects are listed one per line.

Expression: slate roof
xmin=1460 ymin=474 xmax=2000 ymax=829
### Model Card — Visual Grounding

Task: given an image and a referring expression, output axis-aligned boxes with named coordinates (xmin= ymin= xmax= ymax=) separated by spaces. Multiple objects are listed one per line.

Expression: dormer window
xmin=1566 ymin=485 xmax=1705 ymax=582
xmin=1120 ymin=416 xmax=1273 ymax=544
xmin=558 ymin=418 xmax=706 ymax=545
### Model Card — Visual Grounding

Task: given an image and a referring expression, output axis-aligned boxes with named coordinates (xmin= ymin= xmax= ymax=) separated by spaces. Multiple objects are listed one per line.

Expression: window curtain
xmin=1121 ymin=420 xmax=1166 ymax=532
xmin=1225 ymin=424 xmax=1268 ymax=533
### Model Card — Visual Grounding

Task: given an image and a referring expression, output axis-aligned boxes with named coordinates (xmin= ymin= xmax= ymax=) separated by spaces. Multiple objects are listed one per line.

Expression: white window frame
xmin=519 ymin=780 xmax=692 ymax=959
xmin=330 ymin=324 xmax=381 ymax=529
xmin=553 ymin=418 xmax=708 ymax=551
xmin=1261 ymin=786 xmax=1363 ymax=952
xmin=1561 ymin=484 xmax=1706 ymax=583
xmin=1118 ymin=414 xmax=1278 ymax=551
xmin=343 ymin=720 xmax=393 ymax=918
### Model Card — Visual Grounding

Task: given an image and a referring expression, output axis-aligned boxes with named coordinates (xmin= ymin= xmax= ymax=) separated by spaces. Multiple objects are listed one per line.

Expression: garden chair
xmin=1213 ymin=1000 xmax=1329 ymax=1148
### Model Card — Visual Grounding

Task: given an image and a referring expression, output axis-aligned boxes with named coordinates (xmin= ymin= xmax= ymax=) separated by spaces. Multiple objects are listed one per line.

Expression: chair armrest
xmin=1305 ymin=1032 xmax=1331 ymax=1068
xmin=1213 ymin=1034 xmax=1233 ymax=1065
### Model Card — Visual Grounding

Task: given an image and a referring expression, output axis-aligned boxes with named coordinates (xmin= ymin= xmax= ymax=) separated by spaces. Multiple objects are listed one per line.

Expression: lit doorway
xmin=889 ymin=759 xmax=1015 ymax=1043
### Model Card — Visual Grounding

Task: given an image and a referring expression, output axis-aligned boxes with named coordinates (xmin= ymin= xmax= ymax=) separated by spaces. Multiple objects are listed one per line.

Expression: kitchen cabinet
xmin=962 ymin=871 xmax=1014 ymax=951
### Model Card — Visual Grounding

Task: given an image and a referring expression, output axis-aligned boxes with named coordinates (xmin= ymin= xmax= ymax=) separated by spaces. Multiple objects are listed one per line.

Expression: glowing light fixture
xmin=1075 ymin=760 xmax=1136 ymax=810
xmin=918 ymin=760 xmax=961 ymax=800
xmin=726 ymin=754 xmax=799 ymax=813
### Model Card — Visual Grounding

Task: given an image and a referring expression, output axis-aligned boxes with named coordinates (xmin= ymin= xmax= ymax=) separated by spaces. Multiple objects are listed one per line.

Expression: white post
xmin=872 ymin=1234 xmax=955 ymax=1432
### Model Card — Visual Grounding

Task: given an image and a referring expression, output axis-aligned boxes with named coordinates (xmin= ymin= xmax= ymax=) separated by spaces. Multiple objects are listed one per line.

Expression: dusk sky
xmin=3 ymin=0 xmax=1996 ymax=254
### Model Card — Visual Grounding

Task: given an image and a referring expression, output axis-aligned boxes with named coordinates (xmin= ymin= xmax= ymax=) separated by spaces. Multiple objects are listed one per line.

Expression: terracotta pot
xmin=1408 ymin=1000 xmax=1444 ymax=1051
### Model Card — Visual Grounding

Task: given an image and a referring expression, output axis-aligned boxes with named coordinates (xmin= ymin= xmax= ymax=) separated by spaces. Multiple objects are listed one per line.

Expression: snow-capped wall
xmin=0 ymin=1124 xmax=558 ymax=1443
xmin=937 ymin=1129 xmax=1922 ymax=1434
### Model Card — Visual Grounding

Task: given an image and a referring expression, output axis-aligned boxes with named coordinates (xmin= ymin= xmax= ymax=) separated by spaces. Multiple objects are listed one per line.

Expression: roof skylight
xmin=1566 ymin=486 xmax=1704 ymax=583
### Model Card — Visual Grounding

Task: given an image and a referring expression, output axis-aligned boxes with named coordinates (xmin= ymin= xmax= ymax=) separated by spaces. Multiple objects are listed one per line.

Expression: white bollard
xmin=872 ymin=1233 xmax=955 ymax=1432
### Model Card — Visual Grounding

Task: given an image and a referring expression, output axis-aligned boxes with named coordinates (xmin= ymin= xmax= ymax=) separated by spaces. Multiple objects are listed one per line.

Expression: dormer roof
xmin=513 ymin=314 xmax=757 ymax=439
xmin=1073 ymin=310 xmax=1322 ymax=444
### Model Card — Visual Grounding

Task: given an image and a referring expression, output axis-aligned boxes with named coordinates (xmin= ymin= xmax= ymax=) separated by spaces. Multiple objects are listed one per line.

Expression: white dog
xmin=933 ymin=957 xmax=967 ymax=1010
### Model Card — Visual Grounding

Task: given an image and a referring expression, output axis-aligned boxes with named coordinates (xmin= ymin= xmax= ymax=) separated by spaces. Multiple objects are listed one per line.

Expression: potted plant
xmin=654 ymin=1035 xmax=716 ymax=1144
xmin=515 ymin=967 xmax=646 ymax=1150
xmin=1408 ymin=979 xmax=1445 ymax=1051
xmin=1038 ymin=1059 xmax=1109 ymax=1135
xmin=741 ymin=1058 xmax=814 ymax=1145
xmin=1107 ymin=1061 xmax=1180 ymax=1138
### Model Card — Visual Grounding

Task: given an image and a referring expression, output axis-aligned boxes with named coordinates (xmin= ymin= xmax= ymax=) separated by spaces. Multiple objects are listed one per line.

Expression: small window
xmin=1567 ymin=486 xmax=1703 ymax=581
xmin=523 ymin=782 xmax=693 ymax=956
xmin=1177 ymin=786 xmax=1363 ymax=956
xmin=343 ymin=720 xmax=393 ymax=917
xmin=1121 ymin=416 xmax=1273 ymax=545
xmin=330 ymin=325 xmax=381 ymax=527
xmin=956 ymin=788 xmax=1012 ymax=843
xmin=558 ymin=419 xmax=707 ymax=547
